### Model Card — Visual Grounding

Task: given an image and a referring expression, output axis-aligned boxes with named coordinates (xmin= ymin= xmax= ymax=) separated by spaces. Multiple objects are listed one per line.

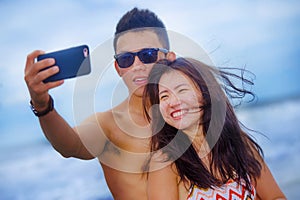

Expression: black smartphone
xmin=37 ymin=45 xmax=91 ymax=83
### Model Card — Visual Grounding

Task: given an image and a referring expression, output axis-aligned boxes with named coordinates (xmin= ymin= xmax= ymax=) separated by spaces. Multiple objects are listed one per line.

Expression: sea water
xmin=0 ymin=99 xmax=299 ymax=199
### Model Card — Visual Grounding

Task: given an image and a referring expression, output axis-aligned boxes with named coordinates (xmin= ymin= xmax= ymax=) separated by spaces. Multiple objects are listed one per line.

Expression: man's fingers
xmin=34 ymin=58 xmax=56 ymax=72
xmin=45 ymin=79 xmax=65 ymax=91
xmin=34 ymin=66 xmax=59 ymax=83
xmin=25 ymin=50 xmax=45 ymax=72
xmin=25 ymin=50 xmax=56 ymax=77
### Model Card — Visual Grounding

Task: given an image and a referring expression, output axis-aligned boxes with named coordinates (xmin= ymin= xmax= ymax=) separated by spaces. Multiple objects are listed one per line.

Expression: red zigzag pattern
xmin=187 ymin=179 xmax=255 ymax=200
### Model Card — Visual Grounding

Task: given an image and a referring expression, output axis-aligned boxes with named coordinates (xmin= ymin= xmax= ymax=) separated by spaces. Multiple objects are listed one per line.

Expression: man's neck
xmin=128 ymin=94 xmax=144 ymax=115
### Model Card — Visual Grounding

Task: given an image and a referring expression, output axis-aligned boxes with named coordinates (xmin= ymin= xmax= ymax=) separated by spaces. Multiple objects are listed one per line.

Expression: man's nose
xmin=131 ymin=55 xmax=146 ymax=71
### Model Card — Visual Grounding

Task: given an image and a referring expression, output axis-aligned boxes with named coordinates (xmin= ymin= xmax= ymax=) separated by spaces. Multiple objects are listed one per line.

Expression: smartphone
xmin=37 ymin=45 xmax=91 ymax=83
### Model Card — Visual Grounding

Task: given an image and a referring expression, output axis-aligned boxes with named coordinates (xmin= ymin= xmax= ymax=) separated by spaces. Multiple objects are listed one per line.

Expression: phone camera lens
xmin=83 ymin=48 xmax=88 ymax=57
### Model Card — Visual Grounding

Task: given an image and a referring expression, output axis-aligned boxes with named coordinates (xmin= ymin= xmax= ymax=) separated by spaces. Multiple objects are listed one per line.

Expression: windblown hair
xmin=113 ymin=7 xmax=170 ymax=51
xmin=143 ymin=57 xmax=263 ymax=192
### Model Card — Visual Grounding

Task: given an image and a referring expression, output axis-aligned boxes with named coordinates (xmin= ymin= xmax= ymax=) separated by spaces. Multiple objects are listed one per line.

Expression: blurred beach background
xmin=0 ymin=0 xmax=299 ymax=199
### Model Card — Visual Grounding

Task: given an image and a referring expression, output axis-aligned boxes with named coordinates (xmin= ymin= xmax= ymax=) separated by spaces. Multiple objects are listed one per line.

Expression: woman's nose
xmin=168 ymin=95 xmax=181 ymax=107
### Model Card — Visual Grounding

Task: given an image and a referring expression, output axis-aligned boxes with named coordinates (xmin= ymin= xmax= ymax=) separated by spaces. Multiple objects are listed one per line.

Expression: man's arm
xmin=39 ymin=108 xmax=94 ymax=159
xmin=24 ymin=50 xmax=95 ymax=160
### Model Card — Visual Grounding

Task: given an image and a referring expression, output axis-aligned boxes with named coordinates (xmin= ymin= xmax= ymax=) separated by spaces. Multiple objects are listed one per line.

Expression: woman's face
xmin=158 ymin=69 xmax=204 ymax=134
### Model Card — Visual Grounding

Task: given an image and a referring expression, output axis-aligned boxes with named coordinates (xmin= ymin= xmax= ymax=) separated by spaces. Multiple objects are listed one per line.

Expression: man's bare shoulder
xmin=80 ymin=110 xmax=114 ymax=135
xmin=96 ymin=110 xmax=114 ymax=122
xmin=96 ymin=100 xmax=129 ymax=123
xmin=73 ymin=110 xmax=117 ymax=158
xmin=82 ymin=109 xmax=115 ymax=124
xmin=82 ymin=103 xmax=126 ymax=134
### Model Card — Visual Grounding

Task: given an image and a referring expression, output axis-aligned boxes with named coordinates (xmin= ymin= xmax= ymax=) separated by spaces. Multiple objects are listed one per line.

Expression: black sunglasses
xmin=114 ymin=48 xmax=169 ymax=68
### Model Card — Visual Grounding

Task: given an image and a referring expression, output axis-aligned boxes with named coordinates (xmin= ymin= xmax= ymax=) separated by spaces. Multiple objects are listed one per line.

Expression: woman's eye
xmin=178 ymin=88 xmax=188 ymax=93
xmin=160 ymin=95 xmax=168 ymax=101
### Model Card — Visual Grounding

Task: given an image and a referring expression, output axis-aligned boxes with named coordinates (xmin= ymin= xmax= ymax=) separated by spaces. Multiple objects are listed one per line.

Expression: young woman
xmin=143 ymin=58 xmax=286 ymax=200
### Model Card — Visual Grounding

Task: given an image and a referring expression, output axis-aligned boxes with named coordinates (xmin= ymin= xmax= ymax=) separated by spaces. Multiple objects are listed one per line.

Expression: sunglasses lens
xmin=115 ymin=48 xmax=161 ymax=68
xmin=116 ymin=53 xmax=134 ymax=68
xmin=139 ymin=49 xmax=158 ymax=64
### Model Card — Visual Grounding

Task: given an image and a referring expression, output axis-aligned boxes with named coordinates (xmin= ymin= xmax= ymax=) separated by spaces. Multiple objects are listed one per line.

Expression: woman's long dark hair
xmin=143 ymin=57 xmax=263 ymax=191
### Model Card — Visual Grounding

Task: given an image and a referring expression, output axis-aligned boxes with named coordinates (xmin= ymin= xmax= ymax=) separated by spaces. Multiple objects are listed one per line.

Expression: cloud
xmin=1 ymin=0 xmax=300 ymax=107
xmin=0 ymin=1 xmax=120 ymax=106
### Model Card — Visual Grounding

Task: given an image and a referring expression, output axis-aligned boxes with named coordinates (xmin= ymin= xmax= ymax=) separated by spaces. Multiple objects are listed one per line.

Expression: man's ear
xmin=114 ymin=60 xmax=122 ymax=76
xmin=166 ymin=51 xmax=176 ymax=62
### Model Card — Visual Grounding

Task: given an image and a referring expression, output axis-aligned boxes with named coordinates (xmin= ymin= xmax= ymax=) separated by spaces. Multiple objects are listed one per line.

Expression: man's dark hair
xmin=113 ymin=7 xmax=170 ymax=51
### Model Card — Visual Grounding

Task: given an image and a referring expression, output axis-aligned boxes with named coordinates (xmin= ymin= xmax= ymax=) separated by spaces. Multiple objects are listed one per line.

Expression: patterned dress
xmin=186 ymin=179 xmax=256 ymax=200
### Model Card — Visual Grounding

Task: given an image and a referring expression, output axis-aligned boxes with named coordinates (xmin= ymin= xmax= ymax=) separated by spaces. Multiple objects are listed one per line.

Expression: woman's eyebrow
xmin=175 ymin=83 xmax=189 ymax=90
xmin=159 ymin=89 xmax=168 ymax=96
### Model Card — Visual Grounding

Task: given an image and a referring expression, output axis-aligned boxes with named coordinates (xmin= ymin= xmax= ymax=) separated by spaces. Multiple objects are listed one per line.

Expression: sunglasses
xmin=114 ymin=48 xmax=169 ymax=68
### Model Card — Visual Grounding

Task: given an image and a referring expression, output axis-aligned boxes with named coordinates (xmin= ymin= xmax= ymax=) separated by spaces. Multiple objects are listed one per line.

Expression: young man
xmin=24 ymin=8 xmax=175 ymax=200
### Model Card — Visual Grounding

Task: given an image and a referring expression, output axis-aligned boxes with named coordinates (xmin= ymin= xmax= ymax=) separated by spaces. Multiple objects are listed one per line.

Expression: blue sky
xmin=0 ymin=0 xmax=300 ymax=141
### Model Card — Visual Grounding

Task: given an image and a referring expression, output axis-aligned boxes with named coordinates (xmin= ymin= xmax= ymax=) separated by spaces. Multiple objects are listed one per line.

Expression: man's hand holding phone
xmin=25 ymin=50 xmax=64 ymax=112
xmin=24 ymin=45 xmax=91 ymax=113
